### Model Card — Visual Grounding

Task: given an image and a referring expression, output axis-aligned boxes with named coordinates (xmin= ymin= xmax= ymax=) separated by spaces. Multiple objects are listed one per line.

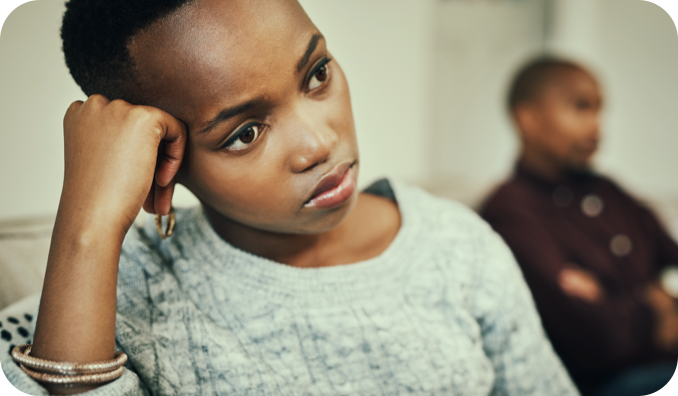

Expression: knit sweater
xmin=1 ymin=179 xmax=579 ymax=395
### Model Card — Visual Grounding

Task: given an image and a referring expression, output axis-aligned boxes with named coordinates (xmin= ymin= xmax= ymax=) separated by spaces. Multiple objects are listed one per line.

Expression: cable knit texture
xmin=1 ymin=179 xmax=579 ymax=395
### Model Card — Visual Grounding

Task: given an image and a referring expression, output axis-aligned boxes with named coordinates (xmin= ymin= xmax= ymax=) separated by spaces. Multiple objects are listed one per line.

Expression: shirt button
xmin=581 ymin=194 xmax=604 ymax=217
xmin=610 ymin=234 xmax=632 ymax=257
xmin=553 ymin=187 xmax=573 ymax=207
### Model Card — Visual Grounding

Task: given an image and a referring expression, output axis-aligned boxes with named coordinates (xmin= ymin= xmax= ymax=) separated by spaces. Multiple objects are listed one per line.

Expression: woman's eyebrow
xmin=196 ymin=34 xmax=325 ymax=136
xmin=197 ymin=99 xmax=262 ymax=135
xmin=297 ymin=33 xmax=324 ymax=73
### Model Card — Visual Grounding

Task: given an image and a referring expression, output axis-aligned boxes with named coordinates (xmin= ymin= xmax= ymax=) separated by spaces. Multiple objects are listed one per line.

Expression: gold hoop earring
xmin=154 ymin=207 xmax=175 ymax=239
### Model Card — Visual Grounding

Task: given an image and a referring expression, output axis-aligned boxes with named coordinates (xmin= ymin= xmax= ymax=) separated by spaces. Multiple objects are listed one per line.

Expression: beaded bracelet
xmin=12 ymin=344 xmax=127 ymax=386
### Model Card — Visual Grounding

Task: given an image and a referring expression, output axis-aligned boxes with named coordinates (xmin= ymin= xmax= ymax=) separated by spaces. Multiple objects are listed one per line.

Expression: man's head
xmin=61 ymin=0 xmax=359 ymax=235
xmin=508 ymin=58 xmax=603 ymax=174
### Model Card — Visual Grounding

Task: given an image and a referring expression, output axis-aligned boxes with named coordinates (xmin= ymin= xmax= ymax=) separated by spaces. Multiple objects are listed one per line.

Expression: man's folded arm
xmin=483 ymin=207 xmax=656 ymax=369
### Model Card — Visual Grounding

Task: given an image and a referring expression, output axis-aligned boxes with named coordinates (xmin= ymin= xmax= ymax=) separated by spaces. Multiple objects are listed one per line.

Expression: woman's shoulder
xmin=384 ymin=178 xmax=492 ymax=239
xmin=385 ymin=179 xmax=525 ymax=304
xmin=376 ymin=178 xmax=509 ymax=276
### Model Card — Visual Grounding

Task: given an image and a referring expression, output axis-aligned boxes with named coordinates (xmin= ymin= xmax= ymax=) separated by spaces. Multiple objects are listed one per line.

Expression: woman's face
xmin=129 ymin=0 xmax=359 ymax=234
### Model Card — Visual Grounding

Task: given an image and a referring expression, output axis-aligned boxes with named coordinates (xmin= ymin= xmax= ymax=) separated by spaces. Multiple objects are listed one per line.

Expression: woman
xmin=2 ymin=0 xmax=577 ymax=394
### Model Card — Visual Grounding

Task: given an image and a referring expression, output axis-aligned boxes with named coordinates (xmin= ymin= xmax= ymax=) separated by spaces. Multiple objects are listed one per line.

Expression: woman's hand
xmin=30 ymin=95 xmax=187 ymax=394
xmin=61 ymin=94 xmax=187 ymax=238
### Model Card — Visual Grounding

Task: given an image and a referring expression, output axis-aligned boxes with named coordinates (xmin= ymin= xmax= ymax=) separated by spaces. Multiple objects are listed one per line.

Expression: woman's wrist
xmin=53 ymin=193 xmax=133 ymax=246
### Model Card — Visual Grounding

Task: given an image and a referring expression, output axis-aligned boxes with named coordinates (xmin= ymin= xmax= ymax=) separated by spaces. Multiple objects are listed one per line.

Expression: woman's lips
xmin=304 ymin=163 xmax=356 ymax=209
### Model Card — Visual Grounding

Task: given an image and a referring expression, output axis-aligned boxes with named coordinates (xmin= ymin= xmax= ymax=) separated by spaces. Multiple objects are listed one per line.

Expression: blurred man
xmin=481 ymin=58 xmax=678 ymax=396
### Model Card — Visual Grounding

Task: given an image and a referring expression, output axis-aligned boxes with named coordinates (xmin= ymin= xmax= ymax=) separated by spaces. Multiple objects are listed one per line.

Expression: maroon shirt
xmin=480 ymin=165 xmax=678 ymax=393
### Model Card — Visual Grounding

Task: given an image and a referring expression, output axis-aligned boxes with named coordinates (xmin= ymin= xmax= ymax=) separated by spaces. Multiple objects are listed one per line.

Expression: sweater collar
xmin=167 ymin=178 xmax=425 ymax=309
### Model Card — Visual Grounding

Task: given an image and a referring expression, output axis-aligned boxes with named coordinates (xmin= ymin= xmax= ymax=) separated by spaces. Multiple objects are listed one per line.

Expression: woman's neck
xmin=203 ymin=192 xmax=401 ymax=268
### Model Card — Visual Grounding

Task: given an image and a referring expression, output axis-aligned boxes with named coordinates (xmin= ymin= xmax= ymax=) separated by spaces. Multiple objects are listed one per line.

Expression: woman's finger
xmin=154 ymin=111 xmax=188 ymax=188
xmin=154 ymin=180 xmax=175 ymax=216
xmin=63 ymin=100 xmax=84 ymax=125
xmin=143 ymin=183 xmax=156 ymax=214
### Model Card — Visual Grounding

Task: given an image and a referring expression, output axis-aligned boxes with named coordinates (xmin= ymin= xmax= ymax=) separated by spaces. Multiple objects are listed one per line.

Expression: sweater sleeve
xmin=1 ymin=336 xmax=148 ymax=396
xmin=470 ymin=222 xmax=579 ymax=396
xmin=2 ymin=350 xmax=148 ymax=396
xmin=0 ymin=229 xmax=153 ymax=396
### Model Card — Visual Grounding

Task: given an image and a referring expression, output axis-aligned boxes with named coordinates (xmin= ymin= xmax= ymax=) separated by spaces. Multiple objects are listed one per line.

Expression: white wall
xmin=0 ymin=0 xmax=435 ymax=221
xmin=0 ymin=0 xmax=81 ymax=221
xmin=427 ymin=0 xmax=545 ymax=205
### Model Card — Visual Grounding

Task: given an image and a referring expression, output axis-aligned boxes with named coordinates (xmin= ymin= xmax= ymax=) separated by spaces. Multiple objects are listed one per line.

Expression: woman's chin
xmin=292 ymin=191 xmax=359 ymax=235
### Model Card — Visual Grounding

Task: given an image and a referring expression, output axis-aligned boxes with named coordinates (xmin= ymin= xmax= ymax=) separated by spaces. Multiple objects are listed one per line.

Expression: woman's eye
xmin=308 ymin=64 xmax=329 ymax=90
xmin=224 ymin=124 xmax=260 ymax=150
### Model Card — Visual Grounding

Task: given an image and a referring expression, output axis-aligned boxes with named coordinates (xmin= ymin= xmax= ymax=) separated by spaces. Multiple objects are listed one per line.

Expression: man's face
xmin=129 ymin=0 xmax=359 ymax=234
xmin=520 ymin=68 xmax=603 ymax=171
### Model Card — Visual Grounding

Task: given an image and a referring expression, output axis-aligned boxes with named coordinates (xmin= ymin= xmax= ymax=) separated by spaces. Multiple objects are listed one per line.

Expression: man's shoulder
xmin=592 ymin=173 xmax=634 ymax=197
xmin=481 ymin=175 xmax=542 ymax=216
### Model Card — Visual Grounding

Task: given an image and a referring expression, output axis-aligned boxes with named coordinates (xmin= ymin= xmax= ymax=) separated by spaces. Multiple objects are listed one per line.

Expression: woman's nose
xmin=287 ymin=115 xmax=338 ymax=174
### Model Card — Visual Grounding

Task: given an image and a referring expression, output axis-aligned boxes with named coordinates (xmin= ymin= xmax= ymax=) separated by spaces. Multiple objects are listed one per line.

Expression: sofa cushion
xmin=0 ymin=217 xmax=52 ymax=310
xmin=0 ymin=293 xmax=39 ymax=357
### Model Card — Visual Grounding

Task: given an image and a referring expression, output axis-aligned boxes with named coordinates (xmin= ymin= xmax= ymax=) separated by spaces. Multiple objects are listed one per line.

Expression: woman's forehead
xmin=128 ymin=0 xmax=317 ymax=121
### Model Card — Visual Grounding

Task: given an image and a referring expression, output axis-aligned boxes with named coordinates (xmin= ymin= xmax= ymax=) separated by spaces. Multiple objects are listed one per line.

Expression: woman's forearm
xmin=23 ymin=95 xmax=186 ymax=394
xmin=29 ymin=202 xmax=126 ymax=394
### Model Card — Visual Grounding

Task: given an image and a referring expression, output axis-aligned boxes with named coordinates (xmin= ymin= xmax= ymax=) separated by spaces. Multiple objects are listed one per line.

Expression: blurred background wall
xmin=1 ymin=0 xmax=677 ymax=237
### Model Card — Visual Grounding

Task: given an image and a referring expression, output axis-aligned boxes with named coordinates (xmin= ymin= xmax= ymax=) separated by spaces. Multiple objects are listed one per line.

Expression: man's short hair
xmin=507 ymin=57 xmax=584 ymax=112
xmin=61 ymin=0 xmax=194 ymax=101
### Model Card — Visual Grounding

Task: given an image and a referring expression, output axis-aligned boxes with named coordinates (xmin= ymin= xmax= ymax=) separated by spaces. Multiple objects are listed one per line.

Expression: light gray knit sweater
xmin=2 ymin=179 xmax=579 ymax=395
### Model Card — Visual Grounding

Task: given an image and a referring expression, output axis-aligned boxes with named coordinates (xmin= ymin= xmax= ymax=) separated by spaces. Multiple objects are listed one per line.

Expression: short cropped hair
xmin=61 ymin=0 xmax=194 ymax=101
xmin=507 ymin=57 xmax=583 ymax=111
